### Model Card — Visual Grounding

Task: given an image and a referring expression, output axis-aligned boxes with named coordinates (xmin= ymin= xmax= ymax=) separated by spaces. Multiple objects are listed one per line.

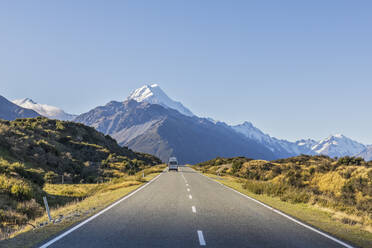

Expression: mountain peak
xmin=127 ymin=84 xmax=194 ymax=117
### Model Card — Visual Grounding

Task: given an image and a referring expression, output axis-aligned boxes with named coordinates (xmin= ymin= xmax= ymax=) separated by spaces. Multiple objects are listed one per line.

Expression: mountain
xmin=232 ymin=122 xmax=367 ymax=158
xmin=0 ymin=95 xmax=40 ymax=120
xmin=75 ymin=100 xmax=275 ymax=164
xmin=127 ymin=84 xmax=194 ymax=117
xmin=311 ymin=134 xmax=366 ymax=158
xmin=232 ymin=122 xmax=316 ymax=158
xmin=356 ymin=145 xmax=372 ymax=161
xmin=12 ymin=98 xmax=77 ymax=121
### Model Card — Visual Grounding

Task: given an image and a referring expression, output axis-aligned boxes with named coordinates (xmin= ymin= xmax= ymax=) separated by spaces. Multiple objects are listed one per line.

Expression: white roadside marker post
xmin=43 ymin=196 xmax=52 ymax=222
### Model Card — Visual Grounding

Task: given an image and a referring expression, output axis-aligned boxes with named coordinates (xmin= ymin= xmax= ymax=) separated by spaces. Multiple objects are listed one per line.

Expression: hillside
xmin=75 ymin=100 xmax=276 ymax=163
xmin=0 ymin=117 xmax=161 ymax=237
xmin=0 ymin=95 xmax=40 ymax=121
xmin=195 ymin=155 xmax=372 ymax=231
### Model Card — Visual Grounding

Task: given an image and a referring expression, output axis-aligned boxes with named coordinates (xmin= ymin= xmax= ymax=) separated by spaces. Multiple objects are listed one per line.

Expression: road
xmin=39 ymin=166 xmax=351 ymax=248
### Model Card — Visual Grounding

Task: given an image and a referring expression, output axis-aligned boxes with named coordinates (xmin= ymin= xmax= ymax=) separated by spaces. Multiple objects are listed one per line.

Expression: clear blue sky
xmin=1 ymin=1 xmax=371 ymax=143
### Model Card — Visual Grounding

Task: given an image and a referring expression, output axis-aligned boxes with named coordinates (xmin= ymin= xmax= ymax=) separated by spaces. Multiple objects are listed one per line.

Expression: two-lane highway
xmin=38 ymin=166 xmax=351 ymax=248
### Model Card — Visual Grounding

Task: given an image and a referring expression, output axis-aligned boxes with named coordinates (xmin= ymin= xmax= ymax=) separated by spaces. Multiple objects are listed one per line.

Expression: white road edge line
xmin=38 ymin=170 xmax=166 ymax=248
xmin=189 ymin=194 xmax=192 ymax=199
xmin=196 ymin=170 xmax=355 ymax=248
xmin=197 ymin=230 xmax=206 ymax=246
xmin=192 ymin=206 xmax=196 ymax=213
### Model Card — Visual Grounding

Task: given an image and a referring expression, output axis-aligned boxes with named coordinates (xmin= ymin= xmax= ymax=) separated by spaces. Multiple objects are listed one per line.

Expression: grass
xmin=202 ymin=173 xmax=372 ymax=248
xmin=0 ymin=164 xmax=166 ymax=248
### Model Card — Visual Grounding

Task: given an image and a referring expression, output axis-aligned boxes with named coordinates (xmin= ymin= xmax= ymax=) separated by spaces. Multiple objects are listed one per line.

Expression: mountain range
xmin=2 ymin=85 xmax=371 ymax=162
xmin=232 ymin=122 xmax=367 ymax=159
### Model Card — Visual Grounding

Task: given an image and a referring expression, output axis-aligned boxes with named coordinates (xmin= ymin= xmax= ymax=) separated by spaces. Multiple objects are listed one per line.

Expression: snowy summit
xmin=12 ymin=98 xmax=77 ymax=121
xmin=127 ymin=84 xmax=194 ymax=117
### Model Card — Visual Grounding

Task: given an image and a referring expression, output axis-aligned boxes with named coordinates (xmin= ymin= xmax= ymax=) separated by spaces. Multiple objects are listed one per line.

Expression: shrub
xmin=16 ymin=199 xmax=44 ymax=219
xmin=44 ymin=171 xmax=58 ymax=184
xmin=10 ymin=182 xmax=33 ymax=200
xmin=232 ymin=160 xmax=243 ymax=174
xmin=337 ymin=156 xmax=365 ymax=166
xmin=0 ymin=209 xmax=28 ymax=226
xmin=280 ymin=190 xmax=310 ymax=204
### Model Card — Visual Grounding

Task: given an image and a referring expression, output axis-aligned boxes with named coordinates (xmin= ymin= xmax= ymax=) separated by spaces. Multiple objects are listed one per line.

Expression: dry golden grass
xmin=311 ymin=171 xmax=346 ymax=196
xmin=44 ymin=184 xmax=99 ymax=198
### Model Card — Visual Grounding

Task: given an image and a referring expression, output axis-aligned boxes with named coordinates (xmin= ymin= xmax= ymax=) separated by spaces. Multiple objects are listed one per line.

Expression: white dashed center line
xmin=192 ymin=206 xmax=196 ymax=213
xmin=197 ymin=230 xmax=206 ymax=246
xmin=187 ymin=188 xmax=190 ymax=192
xmin=189 ymin=194 xmax=192 ymax=199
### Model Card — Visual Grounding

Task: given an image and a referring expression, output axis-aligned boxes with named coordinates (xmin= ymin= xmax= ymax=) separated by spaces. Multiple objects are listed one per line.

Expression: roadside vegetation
xmin=194 ymin=155 xmax=372 ymax=247
xmin=0 ymin=117 xmax=162 ymax=242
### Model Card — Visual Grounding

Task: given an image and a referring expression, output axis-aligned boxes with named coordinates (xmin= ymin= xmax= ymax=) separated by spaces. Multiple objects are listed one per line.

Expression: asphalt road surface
xmin=38 ymin=166 xmax=351 ymax=248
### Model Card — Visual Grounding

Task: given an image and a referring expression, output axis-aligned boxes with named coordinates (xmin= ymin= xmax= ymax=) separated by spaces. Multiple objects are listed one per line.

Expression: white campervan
xmin=168 ymin=157 xmax=178 ymax=171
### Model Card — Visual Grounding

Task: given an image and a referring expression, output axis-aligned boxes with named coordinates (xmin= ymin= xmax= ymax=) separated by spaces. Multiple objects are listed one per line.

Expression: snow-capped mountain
xmin=311 ymin=134 xmax=366 ymax=158
xmin=232 ymin=122 xmax=368 ymax=159
xmin=232 ymin=122 xmax=315 ymax=158
xmin=12 ymin=98 xmax=77 ymax=121
xmin=127 ymin=84 xmax=194 ymax=117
